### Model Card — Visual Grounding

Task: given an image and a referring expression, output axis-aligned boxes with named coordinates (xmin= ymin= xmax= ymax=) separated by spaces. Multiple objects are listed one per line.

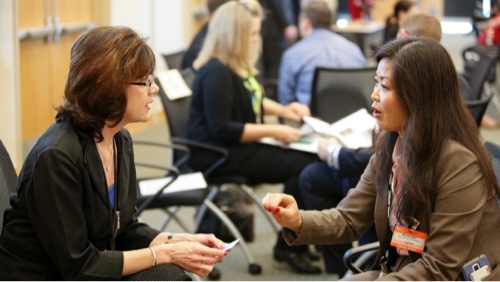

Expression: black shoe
xmin=274 ymin=250 xmax=322 ymax=274
xmin=306 ymin=248 xmax=321 ymax=261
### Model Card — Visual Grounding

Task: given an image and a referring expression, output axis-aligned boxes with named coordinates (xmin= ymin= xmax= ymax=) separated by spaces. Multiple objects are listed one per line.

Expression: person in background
xmin=397 ymin=13 xmax=474 ymax=102
xmin=189 ymin=0 xmax=323 ymax=274
xmin=278 ymin=0 xmax=366 ymax=106
xmin=181 ymin=0 xmax=230 ymax=70
xmin=258 ymin=0 xmax=300 ymax=80
xmin=397 ymin=13 xmax=500 ymax=130
xmin=263 ymin=37 xmax=500 ymax=280
xmin=0 ymin=26 xmax=229 ymax=280
xmin=383 ymin=0 xmax=417 ymax=43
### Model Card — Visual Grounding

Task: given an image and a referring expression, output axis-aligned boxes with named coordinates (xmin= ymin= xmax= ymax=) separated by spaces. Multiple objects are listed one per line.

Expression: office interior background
xmin=0 ymin=0 xmax=492 ymax=168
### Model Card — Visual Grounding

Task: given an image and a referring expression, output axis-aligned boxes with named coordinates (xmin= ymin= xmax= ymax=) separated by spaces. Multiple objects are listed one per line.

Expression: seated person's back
xmin=278 ymin=0 xmax=366 ymax=106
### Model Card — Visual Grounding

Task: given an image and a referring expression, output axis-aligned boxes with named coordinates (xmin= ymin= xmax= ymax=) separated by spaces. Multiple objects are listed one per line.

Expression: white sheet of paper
xmin=303 ymin=109 xmax=376 ymax=149
xmin=157 ymin=69 xmax=192 ymax=100
xmin=138 ymin=172 xmax=207 ymax=196
xmin=329 ymin=109 xmax=376 ymax=149
xmin=259 ymin=136 xmax=319 ymax=154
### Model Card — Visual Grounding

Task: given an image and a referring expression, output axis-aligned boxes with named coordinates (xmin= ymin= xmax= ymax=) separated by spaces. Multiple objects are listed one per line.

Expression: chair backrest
xmin=462 ymin=46 xmax=498 ymax=100
xmin=0 ymin=139 xmax=18 ymax=234
xmin=155 ymin=69 xmax=195 ymax=164
xmin=310 ymin=66 xmax=377 ymax=123
xmin=162 ymin=50 xmax=187 ymax=71
xmin=465 ymin=93 xmax=493 ymax=127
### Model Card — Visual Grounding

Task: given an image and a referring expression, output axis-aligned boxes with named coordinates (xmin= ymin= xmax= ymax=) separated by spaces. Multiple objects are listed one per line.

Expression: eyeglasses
xmin=129 ymin=75 xmax=154 ymax=90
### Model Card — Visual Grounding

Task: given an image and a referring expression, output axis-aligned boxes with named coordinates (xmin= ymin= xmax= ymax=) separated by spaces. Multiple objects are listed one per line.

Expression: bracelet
xmin=149 ymin=247 xmax=157 ymax=267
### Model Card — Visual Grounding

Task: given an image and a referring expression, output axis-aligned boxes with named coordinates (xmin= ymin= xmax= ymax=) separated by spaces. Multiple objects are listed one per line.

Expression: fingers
xmin=262 ymin=193 xmax=284 ymax=212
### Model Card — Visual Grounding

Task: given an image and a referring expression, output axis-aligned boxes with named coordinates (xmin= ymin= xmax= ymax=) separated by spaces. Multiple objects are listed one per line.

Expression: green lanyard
xmin=242 ymin=71 xmax=262 ymax=117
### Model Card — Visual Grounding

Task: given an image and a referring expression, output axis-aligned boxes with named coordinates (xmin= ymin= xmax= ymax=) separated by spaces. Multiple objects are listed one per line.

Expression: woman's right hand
xmin=157 ymin=241 xmax=226 ymax=277
xmin=261 ymin=193 xmax=302 ymax=234
xmin=272 ymin=125 xmax=302 ymax=144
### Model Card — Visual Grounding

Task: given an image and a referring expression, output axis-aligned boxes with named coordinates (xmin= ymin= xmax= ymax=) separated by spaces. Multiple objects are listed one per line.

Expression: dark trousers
xmin=299 ymin=163 xmax=377 ymax=276
xmin=260 ymin=38 xmax=289 ymax=80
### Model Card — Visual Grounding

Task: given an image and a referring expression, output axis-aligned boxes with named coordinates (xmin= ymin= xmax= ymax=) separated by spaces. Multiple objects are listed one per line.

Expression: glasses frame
xmin=129 ymin=74 xmax=154 ymax=90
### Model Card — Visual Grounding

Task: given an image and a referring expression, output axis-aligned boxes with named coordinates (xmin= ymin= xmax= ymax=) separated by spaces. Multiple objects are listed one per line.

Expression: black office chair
xmin=156 ymin=74 xmax=278 ymax=236
xmin=310 ymin=66 xmax=377 ymax=123
xmin=0 ymin=139 xmax=18 ymax=234
xmin=134 ymin=73 xmax=266 ymax=275
xmin=462 ymin=47 xmax=498 ymax=101
xmin=162 ymin=50 xmax=186 ymax=71
xmin=465 ymin=93 xmax=494 ymax=127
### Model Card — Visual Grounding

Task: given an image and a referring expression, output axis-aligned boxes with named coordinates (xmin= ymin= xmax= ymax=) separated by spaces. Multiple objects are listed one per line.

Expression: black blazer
xmin=0 ymin=120 xmax=160 ymax=280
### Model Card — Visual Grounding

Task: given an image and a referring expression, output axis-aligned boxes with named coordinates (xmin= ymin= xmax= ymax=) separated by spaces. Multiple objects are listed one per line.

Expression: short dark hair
xmin=207 ymin=0 xmax=231 ymax=13
xmin=57 ymin=26 xmax=155 ymax=142
xmin=393 ymin=0 xmax=415 ymax=18
xmin=301 ymin=0 xmax=332 ymax=29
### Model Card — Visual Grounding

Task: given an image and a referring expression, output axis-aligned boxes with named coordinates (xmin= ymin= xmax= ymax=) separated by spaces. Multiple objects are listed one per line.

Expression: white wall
xmin=109 ymin=0 xmax=192 ymax=116
xmin=0 ymin=0 xmax=22 ymax=168
xmin=109 ymin=0 xmax=190 ymax=71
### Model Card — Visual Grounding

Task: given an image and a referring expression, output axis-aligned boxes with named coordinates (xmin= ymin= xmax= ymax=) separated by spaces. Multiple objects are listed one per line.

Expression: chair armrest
xmin=133 ymin=140 xmax=190 ymax=169
xmin=343 ymin=241 xmax=380 ymax=274
xmin=135 ymin=163 xmax=179 ymax=215
xmin=170 ymin=137 xmax=228 ymax=177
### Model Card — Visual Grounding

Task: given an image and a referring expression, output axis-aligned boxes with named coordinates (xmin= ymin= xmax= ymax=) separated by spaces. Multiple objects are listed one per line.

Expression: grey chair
xmin=0 ymin=139 xmax=18 ymax=234
xmin=310 ymin=66 xmax=377 ymax=123
xmin=162 ymin=50 xmax=187 ymax=70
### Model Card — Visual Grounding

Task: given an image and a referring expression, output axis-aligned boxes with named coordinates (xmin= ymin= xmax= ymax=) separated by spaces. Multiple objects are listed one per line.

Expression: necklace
xmin=96 ymin=139 xmax=114 ymax=172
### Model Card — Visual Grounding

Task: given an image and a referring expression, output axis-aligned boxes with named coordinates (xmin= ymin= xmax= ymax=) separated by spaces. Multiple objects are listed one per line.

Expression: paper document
xmin=138 ymin=172 xmax=207 ymax=196
xmin=259 ymin=136 xmax=319 ymax=154
xmin=157 ymin=69 xmax=192 ymax=100
xmin=302 ymin=109 xmax=376 ymax=149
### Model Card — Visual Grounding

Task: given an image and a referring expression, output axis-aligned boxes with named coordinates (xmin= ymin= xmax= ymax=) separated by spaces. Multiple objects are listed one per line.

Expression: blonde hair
xmin=193 ymin=0 xmax=263 ymax=76
xmin=401 ymin=14 xmax=442 ymax=42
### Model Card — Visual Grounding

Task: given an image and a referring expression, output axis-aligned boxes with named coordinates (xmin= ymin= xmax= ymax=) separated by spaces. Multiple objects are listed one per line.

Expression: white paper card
xmin=302 ymin=109 xmax=376 ymax=149
xmin=259 ymin=136 xmax=319 ymax=154
xmin=138 ymin=172 xmax=207 ymax=196
xmin=157 ymin=69 xmax=192 ymax=100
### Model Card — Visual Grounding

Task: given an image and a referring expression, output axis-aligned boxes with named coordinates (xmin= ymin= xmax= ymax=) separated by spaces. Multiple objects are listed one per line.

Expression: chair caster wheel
xmin=248 ymin=263 xmax=262 ymax=274
xmin=208 ymin=267 xmax=221 ymax=280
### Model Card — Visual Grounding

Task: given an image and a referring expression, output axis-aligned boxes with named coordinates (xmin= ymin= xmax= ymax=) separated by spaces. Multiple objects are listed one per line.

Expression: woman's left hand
xmin=191 ymin=233 xmax=230 ymax=261
xmin=282 ymin=102 xmax=310 ymax=121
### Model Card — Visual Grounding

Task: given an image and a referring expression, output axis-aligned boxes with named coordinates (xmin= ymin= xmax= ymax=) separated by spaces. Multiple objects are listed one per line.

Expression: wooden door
xmin=18 ymin=0 xmax=103 ymax=141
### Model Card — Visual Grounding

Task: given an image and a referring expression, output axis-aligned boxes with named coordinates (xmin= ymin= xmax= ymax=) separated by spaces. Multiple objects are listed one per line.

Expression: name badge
xmin=390 ymin=225 xmax=428 ymax=253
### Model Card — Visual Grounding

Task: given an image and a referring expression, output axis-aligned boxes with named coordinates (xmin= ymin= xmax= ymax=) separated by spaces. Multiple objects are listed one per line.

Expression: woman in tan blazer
xmin=263 ymin=37 xmax=500 ymax=280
